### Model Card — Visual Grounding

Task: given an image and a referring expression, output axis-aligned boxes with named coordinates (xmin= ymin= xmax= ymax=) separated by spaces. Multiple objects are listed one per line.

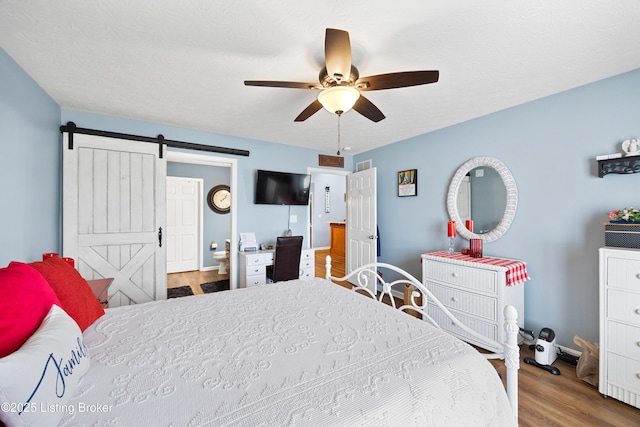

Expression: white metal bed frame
xmin=325 ymin=255 xmax=520 ymax=419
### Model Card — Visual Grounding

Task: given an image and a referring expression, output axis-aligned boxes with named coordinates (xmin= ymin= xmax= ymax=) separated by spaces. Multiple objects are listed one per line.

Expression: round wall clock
xmin=207 ymin=185 xmax=231 ymax=214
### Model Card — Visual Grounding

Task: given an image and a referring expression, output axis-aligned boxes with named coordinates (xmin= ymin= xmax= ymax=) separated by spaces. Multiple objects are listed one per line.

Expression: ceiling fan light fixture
xmin=317 ymin=86 xmax=360 ymax=115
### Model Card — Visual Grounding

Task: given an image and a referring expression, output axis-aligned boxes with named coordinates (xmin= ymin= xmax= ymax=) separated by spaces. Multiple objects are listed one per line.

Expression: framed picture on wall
xmin=398 ymin=169 xmax=417 ymax=197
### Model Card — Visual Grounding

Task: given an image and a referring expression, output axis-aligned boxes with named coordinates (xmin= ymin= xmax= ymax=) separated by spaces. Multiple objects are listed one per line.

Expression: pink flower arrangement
xmin=609 ymin=207 xmax=640 ymax=222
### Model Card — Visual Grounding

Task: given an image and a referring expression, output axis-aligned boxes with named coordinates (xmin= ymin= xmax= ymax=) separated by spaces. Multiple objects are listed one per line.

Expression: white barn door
xmin=62 ymin=133 xmax=166 ymax=307
xmin=346 ymin=167 xmax=377 ymax=294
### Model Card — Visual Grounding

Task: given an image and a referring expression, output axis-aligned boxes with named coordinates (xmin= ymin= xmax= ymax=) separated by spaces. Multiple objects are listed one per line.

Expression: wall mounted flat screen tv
xmin=255 ymin=169 xmax=311 ymax=205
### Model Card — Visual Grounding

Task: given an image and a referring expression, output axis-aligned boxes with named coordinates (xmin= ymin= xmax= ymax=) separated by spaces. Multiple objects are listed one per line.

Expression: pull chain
xmin=336 ymin=112 xmax=342 ymax=155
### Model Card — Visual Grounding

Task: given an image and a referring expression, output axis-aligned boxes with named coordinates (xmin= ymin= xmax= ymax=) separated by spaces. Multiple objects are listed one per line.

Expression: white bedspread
xmin=60 ymin=278 xmax=515 ymax=426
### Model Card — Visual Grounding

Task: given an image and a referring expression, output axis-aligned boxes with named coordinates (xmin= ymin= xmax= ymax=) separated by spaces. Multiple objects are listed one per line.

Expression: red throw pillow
xmin=30 ymin=256 xmax=105 ymax=331
xmin=0 ymin=262 xmax=61 ymax=358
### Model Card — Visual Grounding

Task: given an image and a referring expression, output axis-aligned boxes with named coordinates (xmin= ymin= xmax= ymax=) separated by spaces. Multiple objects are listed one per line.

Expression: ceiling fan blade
xmin=294 ymin=100 xmax=323 ymax=122
xmin=352 ymin=95 xmax=385 ymax=122
xmin=324 ymin=28 xmax=352 ymax=83
xmin=356 ymin=70 xmax=439 ymax=91
xmin=244 ymin=80 xmax=321 ymax=90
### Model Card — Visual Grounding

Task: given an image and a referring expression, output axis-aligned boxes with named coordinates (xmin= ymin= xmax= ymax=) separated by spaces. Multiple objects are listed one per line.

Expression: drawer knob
xmin=636 ymin=274 xmax=640 ymax=279
xmin=451 ymin=273 xmax=458 ymax=278
xmin=635 ymin=309 xmax=640 ymax=315
xmin=451 ymin=297 xmax=458 ymax=302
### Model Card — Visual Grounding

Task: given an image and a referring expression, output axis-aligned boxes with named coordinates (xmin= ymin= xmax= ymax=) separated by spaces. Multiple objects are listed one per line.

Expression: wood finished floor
xmin=168 ymin=249 xmax=640 ymax=426
xmin=167 ymin=268 xmax=228 ymax=295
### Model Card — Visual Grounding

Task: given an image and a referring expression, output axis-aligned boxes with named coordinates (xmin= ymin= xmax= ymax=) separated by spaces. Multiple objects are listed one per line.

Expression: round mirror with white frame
xmin=446 ymin=157 xmax=518 ymax=243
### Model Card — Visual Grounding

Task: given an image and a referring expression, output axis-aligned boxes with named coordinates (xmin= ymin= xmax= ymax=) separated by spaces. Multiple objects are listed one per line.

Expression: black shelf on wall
xmin=597 ymin=156 xmax=640 ymax=177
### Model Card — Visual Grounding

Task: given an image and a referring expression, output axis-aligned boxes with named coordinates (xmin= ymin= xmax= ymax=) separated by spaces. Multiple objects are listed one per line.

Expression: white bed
xmin=49 ymin=258 xmax=519 ymax=427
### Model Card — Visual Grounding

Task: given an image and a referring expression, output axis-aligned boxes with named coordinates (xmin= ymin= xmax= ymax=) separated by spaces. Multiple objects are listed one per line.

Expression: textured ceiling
xmin=1 ymin=1 xmax=640 ymax=154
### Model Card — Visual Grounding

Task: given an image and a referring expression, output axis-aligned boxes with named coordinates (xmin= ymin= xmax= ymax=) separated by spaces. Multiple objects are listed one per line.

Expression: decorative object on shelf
xmin=605 ymin=208 xmax=640 ymax=248
xmin=398 ymin=169 xmax=417 ymax=197
xmin=604 ymin=224 xmax=640 ymax=249
xmin=207 ymin=185 xmax=231 ymax=214
xmin=470 ymin=238 xmax=483 ymax=258
xmin=621 ymin=138 xmax=640 ymax=156
xmin=447 ymin=220 xmax=456 ymax=253
xmin=609 ymin=207 xmax=640 ymax=223
xmin=596 ymin=138 xmax=640 ymax=177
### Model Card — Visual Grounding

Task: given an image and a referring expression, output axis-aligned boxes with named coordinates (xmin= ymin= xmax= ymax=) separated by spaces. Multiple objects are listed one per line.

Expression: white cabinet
xmin=299 ymin=249 xmax=315 ymax=279
xmin=240 ymin=249 xmax=315 ymax=288
xmin=599 ymin=247 xmax=640 ymax=409
xmin=421 ymin=253 xmax=525 ymax=352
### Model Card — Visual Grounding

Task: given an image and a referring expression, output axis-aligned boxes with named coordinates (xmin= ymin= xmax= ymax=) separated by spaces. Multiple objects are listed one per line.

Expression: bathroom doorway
xmin=166 ymin=151 xmax=238 ymax=290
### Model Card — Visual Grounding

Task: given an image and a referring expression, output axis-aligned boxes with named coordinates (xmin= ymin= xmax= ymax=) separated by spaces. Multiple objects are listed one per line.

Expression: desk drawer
xmin=299 ymin=267 xmax=314 ymax=280
xmin=423 ymin=260 xmax=498 ymax=294
xmin=245 ymin=264 xmax=266 ymax=277
xmin=427 ymin=282 xmax=498 ymax=321
xmin=301 ymin=249 xmax=314 ymax=261
xmin=300 ymin=259 xmax=314 ymax=269
xmin=246 ymin=272 xmax=267 ymax=287
xmin=246 ymin=253 xmax=272 ymax=265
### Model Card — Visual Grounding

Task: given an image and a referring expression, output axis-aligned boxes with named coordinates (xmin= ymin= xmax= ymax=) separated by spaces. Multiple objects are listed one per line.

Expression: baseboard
xmin=200 ymin=266 xmax=217 ymax=272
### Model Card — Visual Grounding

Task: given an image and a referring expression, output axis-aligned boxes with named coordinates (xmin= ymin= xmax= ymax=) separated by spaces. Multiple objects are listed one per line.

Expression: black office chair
xmin=266 ymin=236 xmax=303 ymax=282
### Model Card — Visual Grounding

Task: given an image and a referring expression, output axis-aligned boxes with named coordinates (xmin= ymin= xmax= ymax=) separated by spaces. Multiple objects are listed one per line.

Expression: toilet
xmin=213 ymin=250 xmax=228 ymax=274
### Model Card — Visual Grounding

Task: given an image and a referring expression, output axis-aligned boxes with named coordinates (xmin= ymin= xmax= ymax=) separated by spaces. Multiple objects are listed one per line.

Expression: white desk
xmin=239 ymin=248 xmax=315 ymax=288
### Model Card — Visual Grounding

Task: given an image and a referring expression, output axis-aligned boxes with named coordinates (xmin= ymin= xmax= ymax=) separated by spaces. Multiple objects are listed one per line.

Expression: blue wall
xmin=3 ymin=44 xmax=640 ymax=349
xmin=355 ymin=68 xmax=640 ymax=348
xmin=0 ymin=48 xmax=61 ymax=264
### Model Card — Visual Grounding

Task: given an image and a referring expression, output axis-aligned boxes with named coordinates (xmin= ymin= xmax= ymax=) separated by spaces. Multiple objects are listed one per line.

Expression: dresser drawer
xmin=426 ymin=303 xmax=499 ymax=344
xmin=608 ymin=289 xmax=640 ymax=326
xmin=607 ymin=257 xmax=640 ymax=291
xmin=605 ymin=352 xmax=640 ymax=394
xmin=427 ymin=282 xmax=498 ymax=321
xmin=607 ymin=321 xmax=640 ymax=360
xmin=423 ymin=260 xmax=498 ymax=294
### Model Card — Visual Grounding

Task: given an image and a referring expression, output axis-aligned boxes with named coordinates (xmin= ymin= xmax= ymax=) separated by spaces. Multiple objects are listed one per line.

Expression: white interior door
xmin=62 ymin=133 xmax=166 ymax=307
xmin=346 ymin=167 xmax=377 ymax=293
xmin=166 ymin=177 xmax=200 ymax=273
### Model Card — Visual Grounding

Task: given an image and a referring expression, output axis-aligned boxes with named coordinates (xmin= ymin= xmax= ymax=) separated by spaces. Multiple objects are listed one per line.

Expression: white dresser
xmin=599 ymin=247 xmax=640 ymax=408
xmin=239 ymin=248 xmax=315 ymax=288
xmin=421 ymin=252 xmax=526 ymax=352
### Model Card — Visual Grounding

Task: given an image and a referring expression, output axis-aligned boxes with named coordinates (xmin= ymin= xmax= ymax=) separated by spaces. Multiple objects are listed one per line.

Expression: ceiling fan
xmin=244 ymin=28 xmax=439 ymax=123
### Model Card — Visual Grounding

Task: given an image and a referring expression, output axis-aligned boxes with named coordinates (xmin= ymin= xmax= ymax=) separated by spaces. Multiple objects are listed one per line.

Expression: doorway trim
xmin=166 ymin=150 xmax=238 ymax=290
